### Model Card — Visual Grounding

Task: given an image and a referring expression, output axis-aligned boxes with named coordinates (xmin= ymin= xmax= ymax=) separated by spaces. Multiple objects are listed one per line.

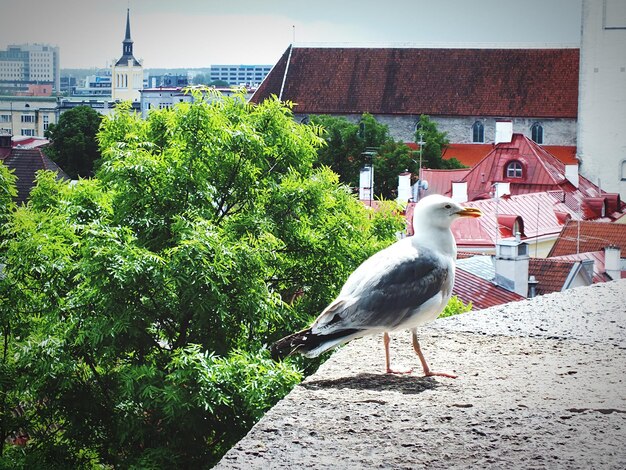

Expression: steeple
xmin=123 ymin=8 xmax=133 ymax=55
xmin=116 ymin=8 xmax=140 ymax=66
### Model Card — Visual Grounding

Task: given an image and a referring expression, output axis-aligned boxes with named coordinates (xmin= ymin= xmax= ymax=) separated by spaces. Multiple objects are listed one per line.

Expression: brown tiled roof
xmin=453 ymin=267 xmax=524 ymax=310
xmin=252 ymin=46 xmax=579 ymax=118
xmin=3 ymin=148 xmax=69 ymax=204
xmin=529 ymin=258 xmax=577 ymax=295
xmin=548 ymin=220 xmax=626 ymax=257
xmin=551 ymin=251 xmax=614 ymax=283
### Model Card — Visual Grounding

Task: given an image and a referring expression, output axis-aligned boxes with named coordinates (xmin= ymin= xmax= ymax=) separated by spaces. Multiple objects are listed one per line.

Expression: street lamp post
xmin=417 ymin=132 xmax=425 ymax=201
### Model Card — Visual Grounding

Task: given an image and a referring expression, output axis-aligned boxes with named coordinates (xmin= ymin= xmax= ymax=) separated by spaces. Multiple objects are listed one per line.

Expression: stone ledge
xmin=215 ymin=280 xmax=626 ymax=469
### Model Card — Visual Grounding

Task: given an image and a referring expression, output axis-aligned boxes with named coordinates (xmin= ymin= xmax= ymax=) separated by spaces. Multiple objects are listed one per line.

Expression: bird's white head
xmin=412 ymin=194 xmax=482 ymax=232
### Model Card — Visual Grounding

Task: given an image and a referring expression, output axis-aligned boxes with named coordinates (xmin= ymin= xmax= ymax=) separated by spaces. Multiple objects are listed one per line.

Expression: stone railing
xmin=215 ymin=280 xmax=626 ymax=469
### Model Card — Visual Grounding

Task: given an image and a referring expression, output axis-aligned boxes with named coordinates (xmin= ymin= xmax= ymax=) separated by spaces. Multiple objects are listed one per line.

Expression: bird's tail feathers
xmin=270 ymin=327 xmax=361 ymax=361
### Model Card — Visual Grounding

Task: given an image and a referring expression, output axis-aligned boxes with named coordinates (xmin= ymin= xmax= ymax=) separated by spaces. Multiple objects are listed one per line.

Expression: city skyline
xmin=1 ymin=0 xmax=583 ymax=70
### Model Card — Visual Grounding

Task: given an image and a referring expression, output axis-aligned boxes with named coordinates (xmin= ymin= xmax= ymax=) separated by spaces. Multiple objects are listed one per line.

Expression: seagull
xmin=270 ymin=194 xmax=481 ymax=377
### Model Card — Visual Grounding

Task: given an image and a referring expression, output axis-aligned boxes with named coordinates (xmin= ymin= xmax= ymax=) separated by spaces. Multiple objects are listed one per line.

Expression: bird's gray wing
xmin=313 ymin=248 xmax=450 ymax=333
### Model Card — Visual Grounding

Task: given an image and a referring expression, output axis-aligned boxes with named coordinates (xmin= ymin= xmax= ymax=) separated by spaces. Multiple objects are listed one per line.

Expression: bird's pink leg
xmin=383 ymin=332 xmax=413 ymax=374
xmin=411 ymin=329 xmax=457 ymax=378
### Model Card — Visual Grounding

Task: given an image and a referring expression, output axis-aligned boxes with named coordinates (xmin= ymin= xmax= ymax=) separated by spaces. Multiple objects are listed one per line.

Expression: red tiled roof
xmin=551 ymin=251 xmax=613 ymax=283
xmin=528 ymin=258 xmax=577 ymax=295
xmin=459 ymin=134 xmax=599 ymax=202
xmin=453 ymin=267 xmax=524 ymax=310
xmin=3 ymin=148 xmax=69 ymax=204
xmin=252 ymin=46 xmax=579 ymax=118
xmin=548 ymin=220 xmax=626 ymax=257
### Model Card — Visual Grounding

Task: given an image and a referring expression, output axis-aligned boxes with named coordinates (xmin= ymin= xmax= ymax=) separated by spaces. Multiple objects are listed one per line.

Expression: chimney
xmin=495 ymin=120 xmax=513 ymax=144
xmin=604 ymin=245 xmax=621 ymax=280
xmin=493 ymin=235 xmax=530 ymax=296
xmin=493 ymin=182 xmax=511 ymax=198
xmin=528 ymin=275 xmax=538 ymax=298
xmin=451 ymin=181 xmax=468 ymax=203
xmin=565 ymin=164 xmax=579 ymax=188
xmin=397 ymin=172 xmax=412 ymax=203
xmin=359 ymin=165 xmax=373 ymax=201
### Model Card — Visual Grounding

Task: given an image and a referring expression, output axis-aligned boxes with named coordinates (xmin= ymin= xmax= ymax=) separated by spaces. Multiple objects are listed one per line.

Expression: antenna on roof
xmin=292 ymin=25 xmax=296 ymax=44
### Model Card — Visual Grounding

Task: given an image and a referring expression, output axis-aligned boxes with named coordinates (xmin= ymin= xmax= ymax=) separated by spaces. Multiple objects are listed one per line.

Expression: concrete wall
xmin=296 ymin=113 xmax=576 ymax=146
xmin=215 ymin=280 xmax=626 ymax=469
xmin=577 ymin=0 xmax=626 ymax=197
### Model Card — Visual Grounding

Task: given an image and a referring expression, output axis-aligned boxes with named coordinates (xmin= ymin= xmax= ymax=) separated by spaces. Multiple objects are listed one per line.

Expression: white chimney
xmin=494 ymin=182 xmax=511 ymax=198
xmin=495 ymin=121 xmax=513 ymax=144
xmin=451 ymin=181 xmax=468 ymax=203
xmin=564 ymin=164 xmax=580 ymax=188
xmin=359 ymin=165 xmax=374 ymax=201
xmin=604 ymin=245 xmax=621 ymax=280
xmin=397 ymin=172 xmax=412 ymax=203
xmin=494 ymin=237 xmax=530 ymax=296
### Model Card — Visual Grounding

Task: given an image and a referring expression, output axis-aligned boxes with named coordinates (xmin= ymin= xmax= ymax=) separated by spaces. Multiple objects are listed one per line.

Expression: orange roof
xmin=442 ymin=143 xmax=494 ymax=166
xmin=542 ymin=145 xmax=578 ymax=165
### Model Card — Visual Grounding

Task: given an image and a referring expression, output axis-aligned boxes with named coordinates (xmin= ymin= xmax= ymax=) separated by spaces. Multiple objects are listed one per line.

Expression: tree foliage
xmin=414 ymin=114 xmax=465 ymax=170
xmin=0 ymin=92 xmax=402 ymax=468
xmin=311 ymin=113 xmax=465 ymax=200
xmin=44 ymin=106 xmax=103 ymax=179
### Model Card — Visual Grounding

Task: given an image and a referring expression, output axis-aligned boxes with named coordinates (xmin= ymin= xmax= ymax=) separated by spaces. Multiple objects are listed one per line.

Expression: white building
xmin=209 ymin=65 xmax=272 ymax=87
xmin=577 ymin=0 xmax=626 ymax=198
xmin=111 ymin=9 xmax=143 ymax=103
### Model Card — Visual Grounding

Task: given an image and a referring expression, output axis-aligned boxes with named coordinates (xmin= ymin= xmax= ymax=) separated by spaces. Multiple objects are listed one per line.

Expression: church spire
xmin=123 ymin=8 xmax=133 ymax=56
xmin=116 ymin=8 xmax=139 ymax=67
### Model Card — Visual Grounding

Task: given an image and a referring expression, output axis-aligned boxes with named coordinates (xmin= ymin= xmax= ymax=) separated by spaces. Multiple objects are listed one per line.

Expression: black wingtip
xmin=269 ymin=328 xmax=314 ymax=361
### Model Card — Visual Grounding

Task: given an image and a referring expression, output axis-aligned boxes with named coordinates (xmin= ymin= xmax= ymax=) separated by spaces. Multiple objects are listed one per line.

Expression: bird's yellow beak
xmin=456 ymin=207 xmax=482 ymax=218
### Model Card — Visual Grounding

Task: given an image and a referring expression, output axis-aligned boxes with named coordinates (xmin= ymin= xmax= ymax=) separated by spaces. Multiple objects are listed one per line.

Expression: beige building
xmin=577 ymin=0 xmax=626 ymax=198
xmin=111 ymin=9 xmax=143 ymax=103
xmin=0 ymin=96 xmax=58 ymax=137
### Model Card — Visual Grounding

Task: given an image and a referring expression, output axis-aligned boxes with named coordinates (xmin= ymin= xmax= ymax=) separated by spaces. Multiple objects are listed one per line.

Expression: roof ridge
xmin=523 ymin=136 xmax=563 ymax=185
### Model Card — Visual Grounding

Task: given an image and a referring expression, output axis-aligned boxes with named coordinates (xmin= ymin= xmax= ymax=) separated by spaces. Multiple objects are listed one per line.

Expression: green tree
xmin=414 ymin=114 xmax=465 ymax=170
xmin=0 ymin=92 xmax=401 ymax=468
xmin=310 ymin=113 xmax=389 ymax=190
xmin=311 ymin=113 xmax=465 ymax=200
xmin=44 ymin=106 xmax=103 ymax=179
xmin=372 ymin=140 xmax=420 ymax=201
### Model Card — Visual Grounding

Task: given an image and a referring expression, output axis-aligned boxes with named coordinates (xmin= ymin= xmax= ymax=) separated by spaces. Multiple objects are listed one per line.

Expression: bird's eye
xmin=445 ymin=204 xmax=452 ymax=209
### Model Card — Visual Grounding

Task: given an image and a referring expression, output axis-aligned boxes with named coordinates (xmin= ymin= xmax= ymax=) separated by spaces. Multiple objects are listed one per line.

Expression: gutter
xmin=279 ymin=44 xmax=293 ymax=101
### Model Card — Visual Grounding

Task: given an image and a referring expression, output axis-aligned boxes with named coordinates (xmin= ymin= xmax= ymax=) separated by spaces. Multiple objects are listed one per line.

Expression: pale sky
xmin=0 ymin=0 xmax=583 ymax=69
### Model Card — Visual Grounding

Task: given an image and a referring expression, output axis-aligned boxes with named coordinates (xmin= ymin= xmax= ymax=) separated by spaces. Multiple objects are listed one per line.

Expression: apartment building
xmin=0 ymin=44 xmax=61 ymax=94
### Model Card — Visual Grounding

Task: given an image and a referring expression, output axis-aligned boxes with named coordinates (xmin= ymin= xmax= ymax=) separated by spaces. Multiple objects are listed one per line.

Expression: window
xmin=21 ymin=115 xmax=35 ymax=123
xmin=506 ymin=161 xmax=523 ymax=178
xmin=531 ymin=122 xmax=543 ymax=144
xmin=0 ymin=114 xmax=11 ymax=123
xmin=21 ymin=129 xmax=35 ymax=136
xmin=472 ymin=121 xmax=484 ymax=143
xmin=621 ymin=160 xmax=626 ymax=181
xmin=43 ymin=115 xmax=49 ymax=131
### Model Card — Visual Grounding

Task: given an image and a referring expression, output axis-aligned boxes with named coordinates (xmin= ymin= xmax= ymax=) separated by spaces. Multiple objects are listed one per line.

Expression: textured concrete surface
xmin=215 ymin=280 xmax=626 ymax=469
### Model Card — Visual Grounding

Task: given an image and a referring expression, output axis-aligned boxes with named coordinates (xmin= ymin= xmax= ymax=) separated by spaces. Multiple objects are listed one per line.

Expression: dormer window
xmin=506 ymin=161 xmax=523 ymax=178
xmin=472 ymin=121 xmax=484 ymax=143
xmin=531 ymin=122 xmax=544 ymax=144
